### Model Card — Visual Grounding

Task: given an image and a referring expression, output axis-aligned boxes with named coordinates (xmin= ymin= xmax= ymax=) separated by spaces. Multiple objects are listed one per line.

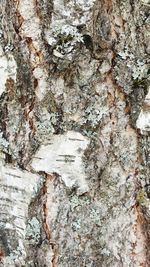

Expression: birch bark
xmin=0 ymin=0 xmax=150 ymax=266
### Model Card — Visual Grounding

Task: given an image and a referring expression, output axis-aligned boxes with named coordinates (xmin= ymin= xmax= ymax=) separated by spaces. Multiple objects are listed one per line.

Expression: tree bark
xmin=0 ymin=0 xmax=150 ymax=266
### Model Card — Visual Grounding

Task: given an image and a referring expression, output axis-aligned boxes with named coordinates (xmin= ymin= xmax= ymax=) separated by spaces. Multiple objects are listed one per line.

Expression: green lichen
xmin=70 ymin=195 xmax=91 ymax=211
xmin=83 ymin=96 xmax=108 ymax=128
xmin=90 ymin=209 xmax=101 ymax=226
xmin=42 ymin=91 xmax=58 ymax=113
xmin=34 ymin=100 xmax=60 ymax=143
xmin=35 ymin=117 xmax=55 ymax=143
xmin=136 ymin=188 xmax=150 ymax=207
xmin=132 ymin=77 xmax=148 ymax=93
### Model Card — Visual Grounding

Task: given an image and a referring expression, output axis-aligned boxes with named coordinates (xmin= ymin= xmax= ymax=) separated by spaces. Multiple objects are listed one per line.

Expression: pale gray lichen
xmin=131 ymin=60 xmax=149 ymax=80
xmin=118 ymin=49 xmax=135 ymax=60
xmin=71 ymin=219 xmax=81 ymax=230
xmin=117 ymin=48 xmax=148 ymax=81
xmin=0 ymin=131 xmax=9 ymax=153
xmin=140 ymin=0 xmax=150 ymax=5
xmin=26 ymin=217 xmax=41 ymax=245
xmin=89 ymin=209 xmax=101 ymax=226
xmin=3 ymin=240 xmax=26 ymax=266
xmin=70 ymin=195 xmax=91 ymax=211
xmin=46 ymin=23 xmax=83 ymax=56
xmin=35 ymin=109 xmax=56 ymax=143
xmin=4 ymin=43 xmax=14 ymax=53
xmin=83 ymin=95 xmax=108 ymax=127
xmin=73 ymin=0 xmax=96 ymax=10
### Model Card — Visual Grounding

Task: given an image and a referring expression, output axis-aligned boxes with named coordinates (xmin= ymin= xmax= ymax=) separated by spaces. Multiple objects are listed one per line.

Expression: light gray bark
xmin=0 ymin=0 xmax=150 ymax=266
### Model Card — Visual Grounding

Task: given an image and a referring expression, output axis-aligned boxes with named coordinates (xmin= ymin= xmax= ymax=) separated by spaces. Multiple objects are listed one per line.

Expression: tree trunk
xmin=0 ymin=0 xmax=150 ymax=266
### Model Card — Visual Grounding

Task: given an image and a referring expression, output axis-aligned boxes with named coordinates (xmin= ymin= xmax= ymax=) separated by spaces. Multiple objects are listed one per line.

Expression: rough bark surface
xmin=0 ymin=0 xmax=150 ymax=266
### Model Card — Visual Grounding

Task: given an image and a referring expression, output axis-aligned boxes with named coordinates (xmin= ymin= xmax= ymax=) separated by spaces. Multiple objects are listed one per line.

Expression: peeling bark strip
xmin=0 ymin=164 xmax=40 ymax=266
xmin=0 ymin=45 xmax=17 ymax=97
xmin=31 ymin=131 xmax=90 ymax=195
xmin=137 ymin=87 xmax=150 ymax=133
xmin=0 ymin=0 xmax=150 ymax=266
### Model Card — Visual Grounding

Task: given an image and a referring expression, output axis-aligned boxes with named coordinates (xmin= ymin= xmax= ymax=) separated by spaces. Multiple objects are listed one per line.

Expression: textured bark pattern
xmin=0 ymin=0 xmax=150 ymax=266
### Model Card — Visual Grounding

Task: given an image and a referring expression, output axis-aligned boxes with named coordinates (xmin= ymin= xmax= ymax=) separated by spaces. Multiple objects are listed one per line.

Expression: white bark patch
xmin=51 ymin=77 xmax=64 ymax=97
xmin=31 ymin=131 xmax=90 ymax=195
xmin=33 ymin=68 xmax=49 ymax=100
xmin=136 ymin=111 xmax=150 ymax=132
xmin=0 ymin=165 xmax=40 ymax=264
xmin=18 ymin=0 xmax=41 ymax=44
xmin=0 ymin=46 xmax=17 ymax=96
xmin=136 ymin=87 xmax=150 ymax=133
